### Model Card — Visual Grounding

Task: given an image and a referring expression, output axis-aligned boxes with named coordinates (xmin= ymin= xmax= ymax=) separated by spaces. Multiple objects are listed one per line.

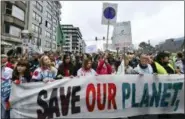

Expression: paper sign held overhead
xmin=112 ymin=21 xmax=132 ymax=48
xmin=101 ymin=3 xmax=118 ymax=25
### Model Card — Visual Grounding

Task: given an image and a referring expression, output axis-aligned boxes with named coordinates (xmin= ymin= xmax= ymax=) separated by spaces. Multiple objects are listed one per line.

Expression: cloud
xmin=60 ymin=1 xmax=184 ymax=48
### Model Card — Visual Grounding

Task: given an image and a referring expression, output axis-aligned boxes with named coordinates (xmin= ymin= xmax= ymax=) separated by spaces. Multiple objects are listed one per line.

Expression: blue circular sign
xmin=103 ymin=7 xmax=116 ymax=19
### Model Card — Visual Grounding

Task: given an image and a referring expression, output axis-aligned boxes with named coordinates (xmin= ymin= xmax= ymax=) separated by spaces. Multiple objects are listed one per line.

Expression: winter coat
xmin=96 ymin=59 xmax=112 ymax=75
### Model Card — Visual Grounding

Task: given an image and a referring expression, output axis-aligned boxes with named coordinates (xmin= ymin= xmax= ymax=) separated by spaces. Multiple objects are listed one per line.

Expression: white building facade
xmin=27 ymin=1 xmax=61 ymax=52
xmin=61 ymin=25 xmax=85 ymax=53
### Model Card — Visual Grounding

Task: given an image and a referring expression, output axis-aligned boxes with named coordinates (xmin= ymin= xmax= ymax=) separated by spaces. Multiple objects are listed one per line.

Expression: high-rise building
xmin=61 ymin=24 xmax=85 ymax=53
xmin=1 ymin=1 xmax=28 ymax=54
xmin=27 ymin=1 xmax=62 ymax=52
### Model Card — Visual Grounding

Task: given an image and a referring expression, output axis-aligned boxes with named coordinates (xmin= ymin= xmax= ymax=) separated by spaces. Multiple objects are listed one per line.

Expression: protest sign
xmin=9 ymin=74 xmax=184 ymax=118
xmin=86 ymin=45 xmax=97 ymax=53
xmin=112 ymin=21 xmax=132 ymax=48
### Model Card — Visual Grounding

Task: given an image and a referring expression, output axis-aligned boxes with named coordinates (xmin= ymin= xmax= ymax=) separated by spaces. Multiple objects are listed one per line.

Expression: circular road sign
xmin=103 ymin=7 xmax=116 ymax=19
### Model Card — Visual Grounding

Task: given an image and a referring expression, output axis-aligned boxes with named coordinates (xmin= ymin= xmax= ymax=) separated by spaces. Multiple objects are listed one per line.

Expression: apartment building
xmin=61 ymin=24 xmax=85 ymax=53
xmin=27 ymin=1 xmax=61 ymax=52
xmin=156 ymin=37 xmax=184 ymax=52
xmin=1 ymin=1 xmax=28 ymax=54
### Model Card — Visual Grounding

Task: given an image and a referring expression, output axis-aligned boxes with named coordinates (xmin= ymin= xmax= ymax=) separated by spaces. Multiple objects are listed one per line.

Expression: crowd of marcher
xmin=1 ymin=49 xmax=185 ymax=119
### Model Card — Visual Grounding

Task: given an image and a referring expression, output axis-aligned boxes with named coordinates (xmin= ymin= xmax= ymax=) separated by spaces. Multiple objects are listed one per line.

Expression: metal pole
xmin=37 ymin=22 xmax=41 ymax=51
xmin=123 ymin=47 xmax=126 ymax=64
xmin=116 ymin=48 xmax=119 ymax=58
xmin=106 ymin=20 xmax=110 ymax=51
xmin=37 ymin=26 xmax=40 ymax=49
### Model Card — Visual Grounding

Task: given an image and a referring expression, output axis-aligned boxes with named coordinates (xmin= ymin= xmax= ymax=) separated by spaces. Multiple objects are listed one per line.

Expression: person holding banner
xmin=133 ymin=54 xmax=153 ymax=74
xmin=151 ymin=52 xmax=175 ymax=74
xmin=32 ymin=55 xmax=57 ymax=83
xmin=77 ymin=58 xmax=97 ymax=77
xmin=11 ymin=59 xmax=31 ymax=83
xmin=96 ymin=53 xmax=112 ymax=75
xmin=57 ymin=54 xmax=74 ymax=78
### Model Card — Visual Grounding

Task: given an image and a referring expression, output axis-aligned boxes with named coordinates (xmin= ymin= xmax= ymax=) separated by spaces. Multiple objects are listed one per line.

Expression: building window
xmin=45 ymin=31 xmax=51 ymax=38
xmin=12 ymin=6 xmax=25 ymax=21
xmin=47 ymin=2 xmax=52 ymax=10
xmin=32 ymin=11 xmax=42 ymax=23
xmin=34 ymin=1 xmax=43 ymax=12
xmin=45 ymin=41 xmax=50 ymax=48
xmin=53 ymin=18 xmax=57 ymax=24
xmin=47 ymin=12 xmax=52 ymax=20
xmin=32 ymin=24 xmax=41 ymax=34
xmin=45 ymin=21 xmax=52 ymax=29
xmin=5 ymin=3 xmax=25 ymax=21
xmin=5 ymin=2 xmax=12 ymax=15
xmin=5 ymin=23 xmax=22 ymax=37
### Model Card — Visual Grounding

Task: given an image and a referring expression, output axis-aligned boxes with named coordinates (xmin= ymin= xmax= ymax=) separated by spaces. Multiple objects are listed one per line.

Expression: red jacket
xmin=96 ymin=59 xmax=112 ymax=75
xmin=5 ymin=62 xmax=14 ymax=69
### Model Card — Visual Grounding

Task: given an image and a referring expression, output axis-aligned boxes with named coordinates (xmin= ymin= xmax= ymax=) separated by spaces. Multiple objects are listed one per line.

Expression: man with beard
xmin=151 ymin=52 xmax=175 ymax=74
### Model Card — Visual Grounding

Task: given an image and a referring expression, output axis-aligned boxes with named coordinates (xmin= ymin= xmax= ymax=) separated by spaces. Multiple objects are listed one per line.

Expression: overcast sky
xmin=60 ymin=1 xmax=184 ymax=48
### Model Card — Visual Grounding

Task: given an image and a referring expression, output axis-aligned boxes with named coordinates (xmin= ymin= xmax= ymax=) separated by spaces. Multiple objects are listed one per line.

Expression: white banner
xmin=85 ymin=45 xmax=97 ymax=53
xmin=101 ymin=3 xmax=118 ymax=25
xmin=112 ymin=21 xmax=132 ymax=48
xmin=9 ymin=75 xmax=184 ymax=118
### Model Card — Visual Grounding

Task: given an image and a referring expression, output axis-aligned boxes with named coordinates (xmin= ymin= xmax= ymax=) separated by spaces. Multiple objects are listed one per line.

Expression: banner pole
xmin=106 ymin=20 xmax=110 ymax=51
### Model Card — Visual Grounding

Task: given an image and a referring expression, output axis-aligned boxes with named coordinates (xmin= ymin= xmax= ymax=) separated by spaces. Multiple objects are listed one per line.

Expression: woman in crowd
xmin=111 ymin=63 xmax=117 ymax=74
xmin=32 ymin=55 xmax=57 ymax=82
xmin=12 ymin=59 xmax=31 ymax=84
xmin=57 ymin=54 xmax=74 ymax=77
xmin=74 ymin=56 xmax=82 ymax=76
xmin=92 ymin=54 xmax=100 ymax=70
xmin=49 ymin=53 xmax=56 ymax=67
xmin=96 ymin=53 xmax=112 ymax=75
xmin=77 ymin=58 xmax=97 ymax=77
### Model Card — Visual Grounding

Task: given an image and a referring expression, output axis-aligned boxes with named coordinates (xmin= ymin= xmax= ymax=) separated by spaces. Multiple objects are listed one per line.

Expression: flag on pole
xmin=56 ymin=24 xmax=65 ymax=46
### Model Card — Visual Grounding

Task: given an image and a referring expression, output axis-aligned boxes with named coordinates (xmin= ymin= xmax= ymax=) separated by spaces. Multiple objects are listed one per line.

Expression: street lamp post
xmin=37 ymin=22 xmax=42 ymax=51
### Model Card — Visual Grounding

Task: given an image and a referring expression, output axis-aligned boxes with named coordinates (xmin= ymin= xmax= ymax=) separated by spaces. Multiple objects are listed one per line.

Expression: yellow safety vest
xmin=155 ymin=62 xmax=174 ymax=74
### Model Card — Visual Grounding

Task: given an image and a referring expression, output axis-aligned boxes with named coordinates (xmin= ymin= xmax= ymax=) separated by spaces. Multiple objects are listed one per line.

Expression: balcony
xmin=72 ymin=47 xmax=79 ymax=49
xmin=72 ymin=42 xmax=78 ymax=45
xmin=4 ymin=14 xmax=25 ymax=28
xmin=72 ymin=39 xmax=79 ymax=42
xmin=14 ymin=1 xmax=27 ymax=11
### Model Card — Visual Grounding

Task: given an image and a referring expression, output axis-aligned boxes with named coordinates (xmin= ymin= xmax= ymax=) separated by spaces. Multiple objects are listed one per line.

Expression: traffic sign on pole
xmin=101 ymin=3 xmax=118 ymax=25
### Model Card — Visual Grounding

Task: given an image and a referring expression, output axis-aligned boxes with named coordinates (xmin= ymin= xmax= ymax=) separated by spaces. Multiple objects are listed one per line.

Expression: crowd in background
xmin=1 ymin=49 xmax=185 ymax=119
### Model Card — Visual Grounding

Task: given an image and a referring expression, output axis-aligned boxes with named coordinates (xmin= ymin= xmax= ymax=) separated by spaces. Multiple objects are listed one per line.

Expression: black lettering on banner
xmin=71 ymin=86 xmax=81 ymax=114
xmin=48 ymin=88 xmax=60 ymax=118
xmin=60 ymin=87 xmax=71 ymax=116
xmin=37 ymin=90 xmax=49 ymax=119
